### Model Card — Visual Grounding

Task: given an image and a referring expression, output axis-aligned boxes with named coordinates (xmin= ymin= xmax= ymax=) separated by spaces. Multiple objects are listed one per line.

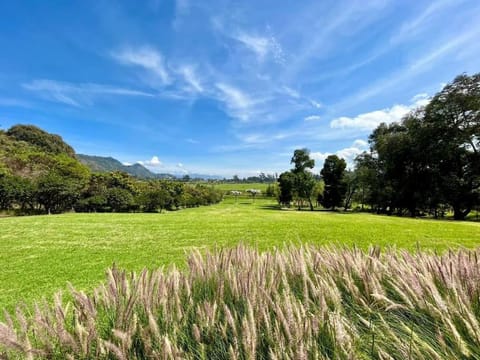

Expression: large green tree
xmin=105 ymin=188 xmax=135 ymax=212
xmin=423 ymin=73 xmax=480 ymax=219
xmin=320 ymin=155 xmax=347 ymax=210
xmin=0 ymin=174 xmax=17 ymax=210
xmin=343 ymin=170 xmax=357 ymax=211
xmin=353 ymin=153 xmax=379 ymax=211
xmin=36 ymin=173 xmax=82 ymax=214
xmin=277 ymin=171 xmax=295 ymax=206
xmin=356 ymin=73 xmax=480 ymax=219
xmin=138 ymin=181 xmax=172 ymax=212
xmin=368 ymin=119 xmax=434 ymax=216
xmin=291 ymin=148 xmax=316 ymax=210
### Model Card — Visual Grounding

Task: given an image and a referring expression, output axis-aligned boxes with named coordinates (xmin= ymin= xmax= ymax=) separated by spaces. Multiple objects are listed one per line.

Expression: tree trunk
xmin=344 ymin=193 xmax=353 ymax=211
xmin=409 ymin=206 xmax=416 ymax=217
xmin=453 ymin=206 xmax=470 ymax=220
xmin=308 ymin=198 xmax=314 ymax=211
xmin=361 ymin=188 xmax=365 ymax=210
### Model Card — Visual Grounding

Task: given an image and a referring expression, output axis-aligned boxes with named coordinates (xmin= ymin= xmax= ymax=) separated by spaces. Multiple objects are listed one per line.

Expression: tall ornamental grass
xmin=1 ymin=245 xmax=480 ymax=359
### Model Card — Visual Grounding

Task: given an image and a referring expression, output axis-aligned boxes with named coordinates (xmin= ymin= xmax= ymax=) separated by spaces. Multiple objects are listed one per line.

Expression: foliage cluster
xmin=353 ymin=73 xmax=480 ymax=219
xmin=6 ymin=125 xmax=76 ymax=157
xmin=0 ymin=125 xmax=222 ymax=214
xmin=278 ymin=73 xmax=480 ymax=219
xmin=2 ymin=245 xmax=480 ymax=359
xmin=74 ymin=172 xmax=223 ymax=213
xmin=228 ymin=173 xmax=277 ymax=183
xmin=278 ymin=149 xmax=318 ymax=210
xmin=319 ymin=155 xmax=347 ymax=210
xmin=0 ymin=170 xmax=223 ymax=214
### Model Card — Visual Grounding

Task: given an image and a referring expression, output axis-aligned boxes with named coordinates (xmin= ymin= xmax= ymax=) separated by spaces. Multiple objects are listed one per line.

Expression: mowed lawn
xmin=1 ymin=198 xmax=479 ymax=311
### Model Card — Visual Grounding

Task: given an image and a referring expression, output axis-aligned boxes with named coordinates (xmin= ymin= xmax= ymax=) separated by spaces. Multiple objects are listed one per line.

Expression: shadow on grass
xmin=257 ymin=205 xmax=366 ymax=214
xmin=258 ymin=204 xmax=282 ymax=211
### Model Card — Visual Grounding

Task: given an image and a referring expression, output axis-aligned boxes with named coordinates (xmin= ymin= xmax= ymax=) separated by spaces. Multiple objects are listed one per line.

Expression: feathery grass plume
xmin=1 ymin=246 xmax=480 ymax=358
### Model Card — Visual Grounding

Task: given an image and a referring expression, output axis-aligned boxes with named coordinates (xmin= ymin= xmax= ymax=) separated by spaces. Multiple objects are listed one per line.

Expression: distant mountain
xmin=126 ymin=163 xmax=162 ymax=179
xmin=77 ymin=154 xmax=164 ymax=179
xmin=77 ymin=154 xmax=223 ymax=180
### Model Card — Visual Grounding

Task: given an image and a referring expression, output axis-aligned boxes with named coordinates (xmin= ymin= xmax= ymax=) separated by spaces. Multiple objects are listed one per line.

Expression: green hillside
xmin=0 ymin=125 xmax=88 ymax=179
xmin=77 ymin=154 xmax=162 ymax=179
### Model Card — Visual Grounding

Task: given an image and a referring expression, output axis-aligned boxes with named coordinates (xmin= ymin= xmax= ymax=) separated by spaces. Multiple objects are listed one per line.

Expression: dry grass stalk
xmin=1 ymin=245 xmax=480 ymax=359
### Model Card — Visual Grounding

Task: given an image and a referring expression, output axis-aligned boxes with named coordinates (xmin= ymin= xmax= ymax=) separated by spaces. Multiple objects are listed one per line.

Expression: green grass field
xmin=1 ymin=198 xmax=479 ymax=311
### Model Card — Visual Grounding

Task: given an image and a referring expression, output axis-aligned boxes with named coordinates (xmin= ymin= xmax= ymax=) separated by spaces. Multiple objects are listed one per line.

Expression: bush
xmin=105 ymin=187 xmax=135 ymax=212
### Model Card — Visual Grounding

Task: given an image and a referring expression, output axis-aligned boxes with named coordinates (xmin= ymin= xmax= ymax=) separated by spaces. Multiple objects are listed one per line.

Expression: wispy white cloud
xmin=235 ymin=33 xmax=269 ymax=59
xmin=281 ymin=86 xmax=300 ymax=99
xmin=334 ymin=24 xmax=480 ymax=112
xmin=304 ymin=115 xmax=321 ymax=122
xmin=284 ymin=1 xmax=390 ymax=81
xmin=296 ymin=1 xmax=475 ymax=87
xmin=111 ymin=47 xmax=209 ymax=100
xmin=211 ymin=129 xmax=294 ymax=153
xmin=177 ymin=65 xmax=203 ymax=93
xmin=234 ymin=32 xmax=285 ymax=63
xmin=210 ymin=12 xmax=286 ymax=65
xmin=215 ymin=82 xmax=256 ymax=122
xmin=111 ymin=46 xmax=171 ymax=85
xmin=176 ymin=162 xmax=188 ymax=174
xmin=309 ymin=100 xmax=322 ymax=109
xmin=22 ymin=79 xmax=154 ymax=107
xmin=391 ymin=0 xmax=464 ymax=44
xmin=280 ymin=87 xmax=322 ymax=111
xmin=330 ymin=93 xmax=429 ymax=131
xmin=109 ymin=45 xmax=312 ymax=125
xmin=240 ymin=132 xmax=287 ymax=145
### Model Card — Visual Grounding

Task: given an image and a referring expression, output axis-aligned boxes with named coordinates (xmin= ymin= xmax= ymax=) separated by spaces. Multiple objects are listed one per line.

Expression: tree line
xmin=0 ymin=169 xmax=223 ymax=215
xmin=278 ymin=73 xmax=479 ymax=220
xmin=228 ymin=173 xmax=277 ymax=183
xmin=0 ymin=125 xmax=223 ymax=215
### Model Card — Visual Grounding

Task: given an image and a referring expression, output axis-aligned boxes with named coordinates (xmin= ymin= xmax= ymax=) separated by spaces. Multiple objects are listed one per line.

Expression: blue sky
xmin=1 ymin=0 xmax=479 ymax=177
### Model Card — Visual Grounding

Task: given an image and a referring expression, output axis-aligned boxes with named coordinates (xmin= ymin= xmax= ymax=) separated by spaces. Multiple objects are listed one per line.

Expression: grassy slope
xmin=1 ymin=198 xmax=479 ymax=310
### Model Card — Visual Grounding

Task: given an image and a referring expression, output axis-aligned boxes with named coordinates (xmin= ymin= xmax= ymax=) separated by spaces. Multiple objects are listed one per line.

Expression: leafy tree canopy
xmin=320 ymin=155 xmax=347 ymax=210
xmin=6 ymin=124 xmax=75 ymax=157
xmin=355 ymin=72 xmax=480 ymax=219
